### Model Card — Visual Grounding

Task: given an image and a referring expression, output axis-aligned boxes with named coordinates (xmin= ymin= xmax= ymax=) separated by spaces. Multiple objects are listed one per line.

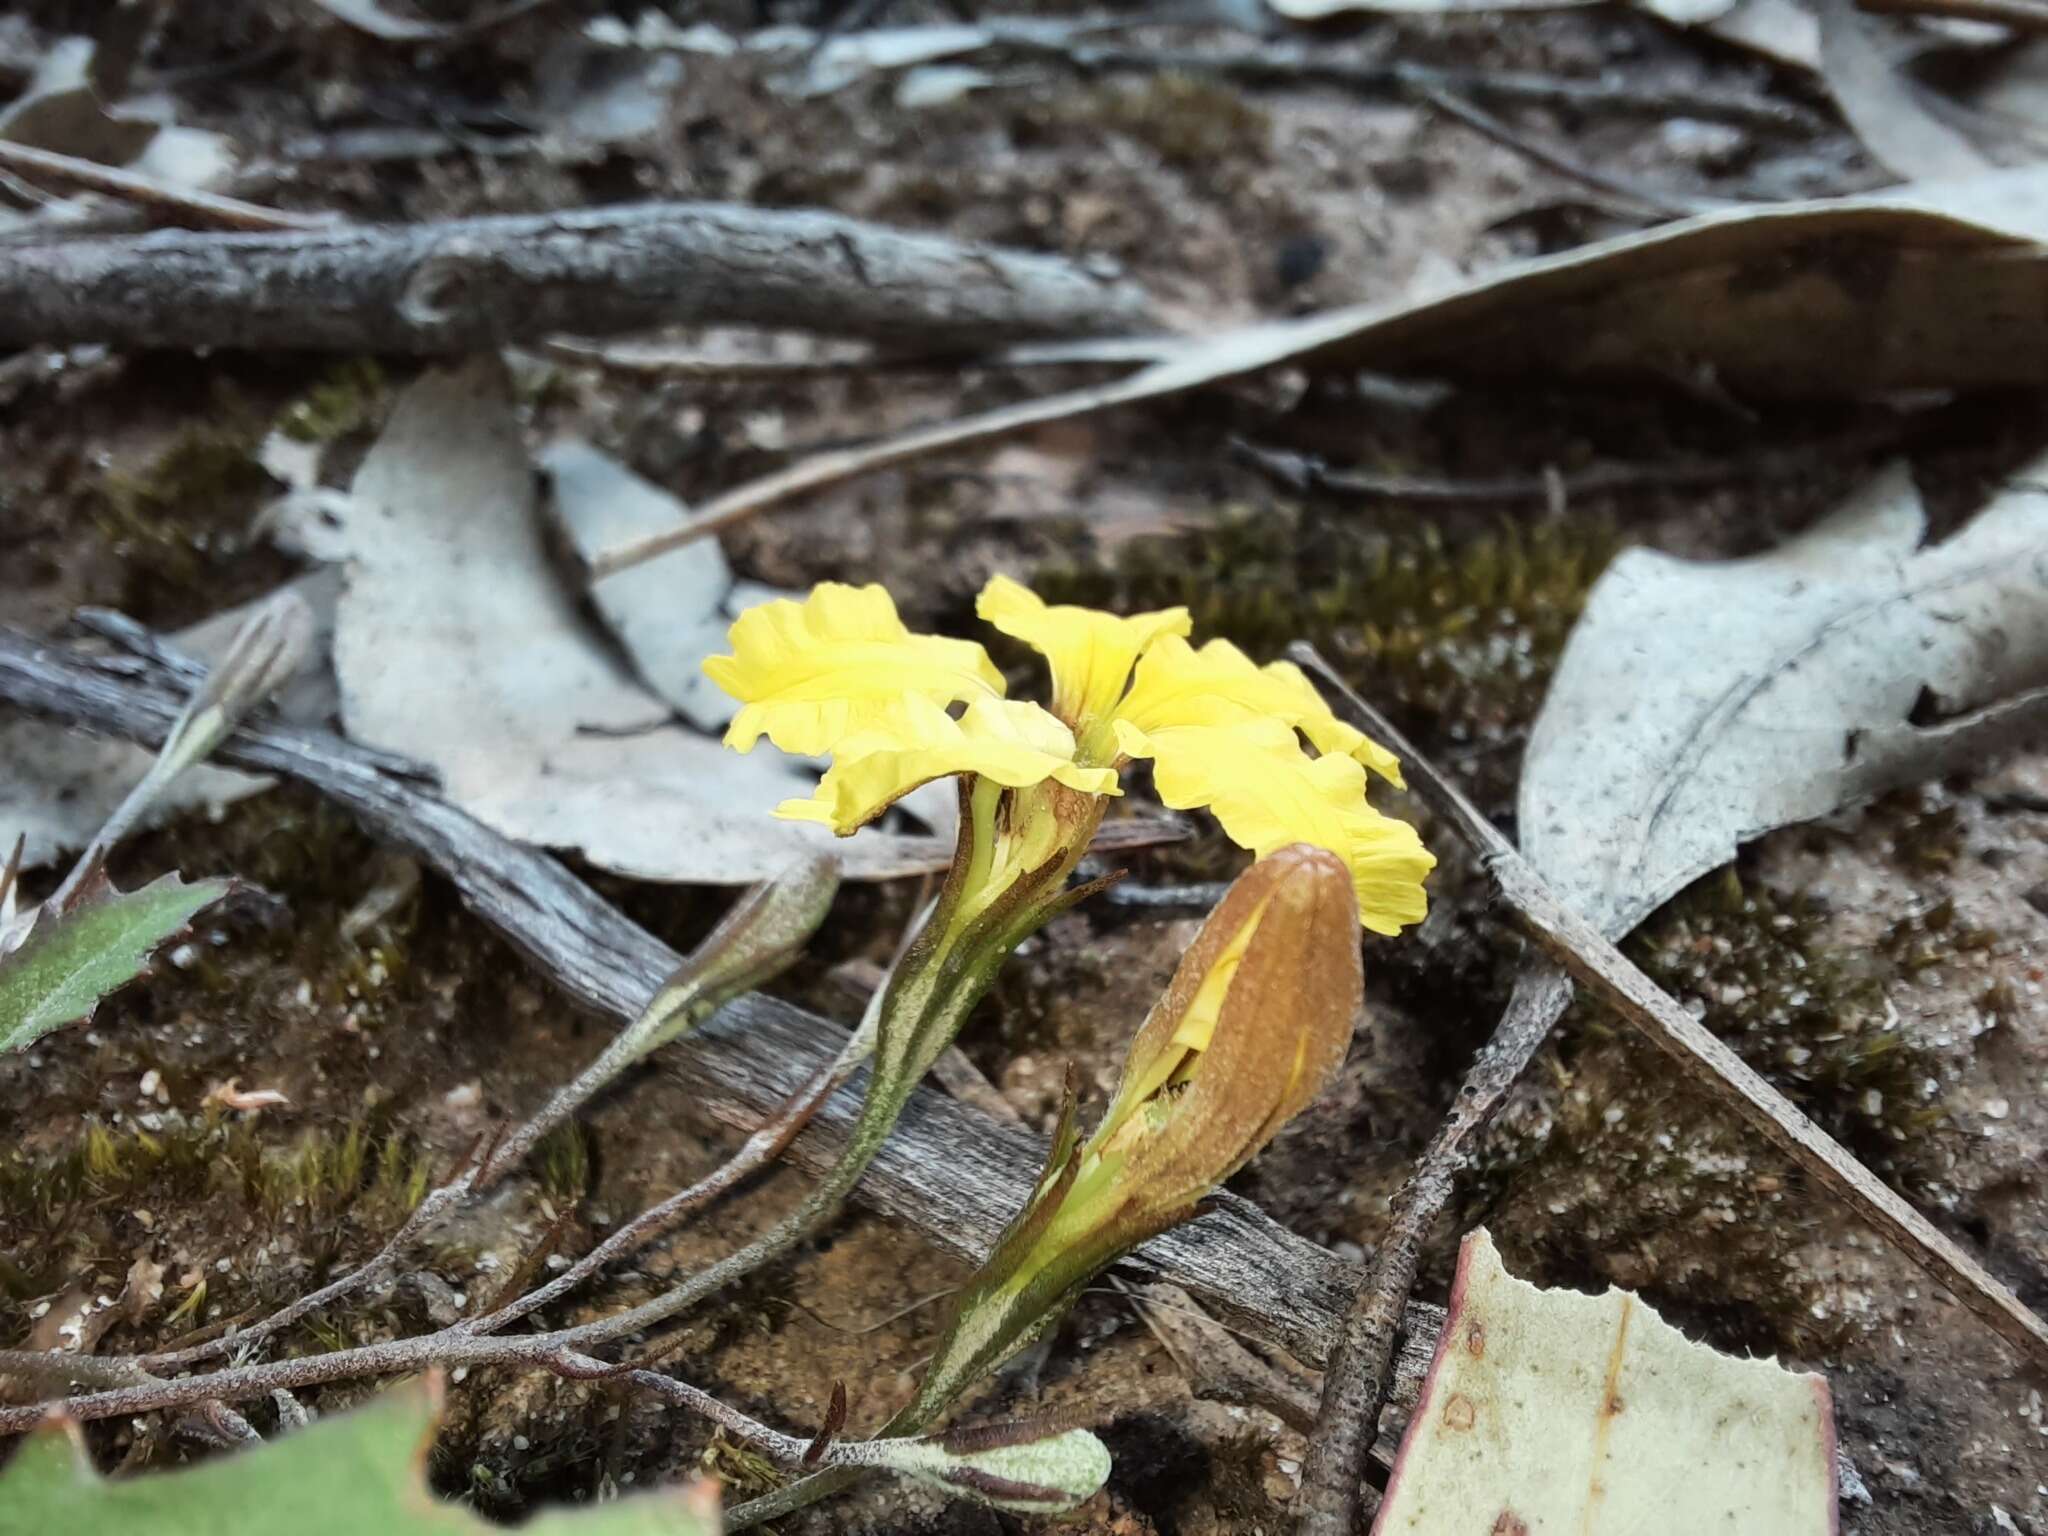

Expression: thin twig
xmin=543 ymin=334 xmax=1178 ymax=380
xmin=1293 ymin=645 xmax=2048 ymax=1370
xmin=1231 ymin=426 xmax=1916 ymax=507
xmin=0 ymin=141 xmax=334 ymax=233
xmin=1414 ymin=84 xmax=1727 ymax=219
xmin=1294 ymin=963 xmax=1573 ymax=1536
xmin=1037 ymin=41 xmax=1827 ymax=134
xmin=1857 ymin=0 xmax=2048 ymax=28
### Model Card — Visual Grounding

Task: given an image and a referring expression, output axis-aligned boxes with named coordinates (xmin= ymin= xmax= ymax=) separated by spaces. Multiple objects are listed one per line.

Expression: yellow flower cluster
xmin=704 ymin=576 xmax=1433 ymax=933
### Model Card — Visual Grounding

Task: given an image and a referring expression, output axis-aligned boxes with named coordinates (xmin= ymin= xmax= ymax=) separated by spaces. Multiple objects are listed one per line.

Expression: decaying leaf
xmin=541 ymin=437 xmax=792 ymax=732
xmin=600 ymin=169 xmax=2048 ymax=570
xmin=0 ymin=870 xmax=232 ymax=1054
xmin=1520 ymin=452 xmax=2048 ymax=936
xmin=0 ymin=34 xmax=155 ymax=166
xmin=272 ymin=358 xmax=969 ymax=883
xmin=1372 ymin=1229 xmax=1836 ymax=1534
xmin=0 ymin=1376 xmax=721 ymax=1535
xmin=1816 ymin=0 xmax=2009 ymax=181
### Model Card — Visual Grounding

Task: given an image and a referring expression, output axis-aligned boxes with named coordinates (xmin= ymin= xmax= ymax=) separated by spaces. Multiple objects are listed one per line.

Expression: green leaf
xmin=0 ymin=1379 xmax=721 ymax=1535
xmin=0 ymin=873 xmax=233 ymax=1054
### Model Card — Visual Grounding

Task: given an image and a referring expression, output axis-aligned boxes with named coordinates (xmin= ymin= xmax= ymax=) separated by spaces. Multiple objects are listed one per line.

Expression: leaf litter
xmin=1372 ymin=1229 xmax=1837 ymax=1534
xmin=1521 ymin=450 xmax=2048 ymax=936
xmin=271 ymin=357 xmax=970 ymax=884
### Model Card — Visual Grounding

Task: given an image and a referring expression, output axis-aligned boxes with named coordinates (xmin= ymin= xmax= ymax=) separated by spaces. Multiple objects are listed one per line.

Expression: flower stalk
xmin=728 ymin=843 xmax=1364 ymax=1529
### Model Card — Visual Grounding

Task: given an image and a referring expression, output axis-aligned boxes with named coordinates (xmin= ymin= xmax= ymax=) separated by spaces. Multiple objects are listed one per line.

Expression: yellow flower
xmin=975 ymin=574 xmax=1191 ymax=732
xmin=705 ymin=582 xmax=1004 ymax=757
xmin=774 ymin=695 xmax=1117 ymax=832
xmin=703 ymin=577 xmax=1434 ymax=932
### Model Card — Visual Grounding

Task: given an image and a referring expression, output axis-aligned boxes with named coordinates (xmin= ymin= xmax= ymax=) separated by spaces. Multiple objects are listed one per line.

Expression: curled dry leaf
xmin=1815 ymin=0 xmax=2009 ymax=181
xmin=1373 ymin=1229 xmax=1836 ymax=1534
xmin=599 ymin=169 xmax=2048 ymax=571
xmin=1520 ymin=452 xmax=2048 ymax=936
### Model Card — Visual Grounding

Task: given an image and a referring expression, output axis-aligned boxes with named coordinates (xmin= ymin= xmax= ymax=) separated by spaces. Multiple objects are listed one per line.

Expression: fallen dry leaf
xmin=1520 ymin=451 xmax=2048 ymax=936
xmin=598 ymin=168 xmax=2048 ymax=572
xmin=273 ymin=358 xmax=974 ymax=883
xmin=1373 ymin=1229 xmax=1836 ymax=1534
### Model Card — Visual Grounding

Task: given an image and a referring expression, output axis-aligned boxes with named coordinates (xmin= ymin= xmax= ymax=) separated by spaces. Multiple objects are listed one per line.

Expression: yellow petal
xmin=705 ymin=582 xmax=1005 ymax=757
xmin=1119 ymin=716 xmax=1433 ymax=934
xmin=976 ymin=574 xmax=1190 ymax=733
xmin=775 ymin=695 xmax=1119 ymax=834
xmin=1115 ymin=635 xmax=1403 ymax=785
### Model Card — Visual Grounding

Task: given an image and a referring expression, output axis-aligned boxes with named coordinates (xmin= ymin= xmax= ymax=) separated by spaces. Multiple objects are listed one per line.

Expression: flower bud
xmin=618 ymin=850 xmax=840 ymax=1065
xmin=903 ymin=844 xmax=1362 ymax=1423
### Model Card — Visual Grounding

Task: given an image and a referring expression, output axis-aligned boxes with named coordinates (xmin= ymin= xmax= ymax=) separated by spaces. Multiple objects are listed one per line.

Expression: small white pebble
xmin=29 ymin=1300 xmax=51 ymax=1319
xmin=1984 ymin=1098 xmax=2011 ymax=1120
xmin=545 ymin=1254 xmax=570 ymax=1271
xmin=513 ymin=1435 xmax=530 ymax=1451
xmin=1861 ymin=1089 xmax=1884 ymax=1117
xmin=215 ymin=1258 xmax=232 ymax=1273
xmin=168 ymin=944 xmax=198 ymax=970
xmin=139 ymin=1069 xmax=162 ymax=1098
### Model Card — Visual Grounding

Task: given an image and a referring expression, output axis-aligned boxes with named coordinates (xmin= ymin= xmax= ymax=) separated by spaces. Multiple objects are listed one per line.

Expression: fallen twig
xmin=1294 ymin=645 xmax=2048 ymax=1367
xmin=1032 ymin=41 xmax=1826 ymax=134
xmin=0 ymin=203 xmax=1153 ymax=354
xmin=0 ymin=141 xmax=334 ymax=233
xmin=1295 ymin=956 xmax=1573 ymax=1534
xmin=0 ymin=626 xmax=1427 ymax=1395
xmin=1231 ymin=430 xmax=1916 ymax=506
xmin=1414 ymin=83 xmax=1726 ymax=219
xmin=543 ymin=333 xmax=1179 ymax=380
xmin=1856 ymin=0 xmax=2048 ymax=27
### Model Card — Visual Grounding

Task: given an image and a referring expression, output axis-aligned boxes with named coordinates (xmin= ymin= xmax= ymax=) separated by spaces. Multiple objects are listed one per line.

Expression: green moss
xmin=1062 ymin=74 xmax=1271 ymax=171
xmin=90 ymin=424 xmax=285 ymax=626
xmin=1626 ymin=868 xmax=1949 ymax=1157
xmin=276 ymin=359 xmax=388 ymax=444
xmin=0 ymin=1113 xmax=426 ymax=1325
xmin=697 ymin=1431 xmax=784 ymax=1502
xmin=537 ymin=1122 xmax=591 ymax=1208
xmin=1035 ymin=503 xmax=1619 ymax=810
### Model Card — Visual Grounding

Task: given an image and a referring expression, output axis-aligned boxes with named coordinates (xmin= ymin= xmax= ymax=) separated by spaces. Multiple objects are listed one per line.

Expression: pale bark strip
xmin=0 ymin=203 xmax=1152 ymax=353
xmin=0 ymin=626 xmax=1407 ymax=1375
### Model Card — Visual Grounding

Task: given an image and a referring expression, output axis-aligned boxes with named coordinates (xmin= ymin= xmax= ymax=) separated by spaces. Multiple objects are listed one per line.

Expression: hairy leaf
xmin=0 ymin=872 xmax=231 ymax=1053
xmin=0 ymin=1379 xmax=719 ymax=1535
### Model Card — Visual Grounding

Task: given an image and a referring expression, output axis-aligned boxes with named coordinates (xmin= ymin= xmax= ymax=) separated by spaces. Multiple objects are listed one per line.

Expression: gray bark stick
xmin=0 ymin=627 xmax=1420 ymax=1372
xmin=0 ymin=203 xmax=1153 ymax=353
